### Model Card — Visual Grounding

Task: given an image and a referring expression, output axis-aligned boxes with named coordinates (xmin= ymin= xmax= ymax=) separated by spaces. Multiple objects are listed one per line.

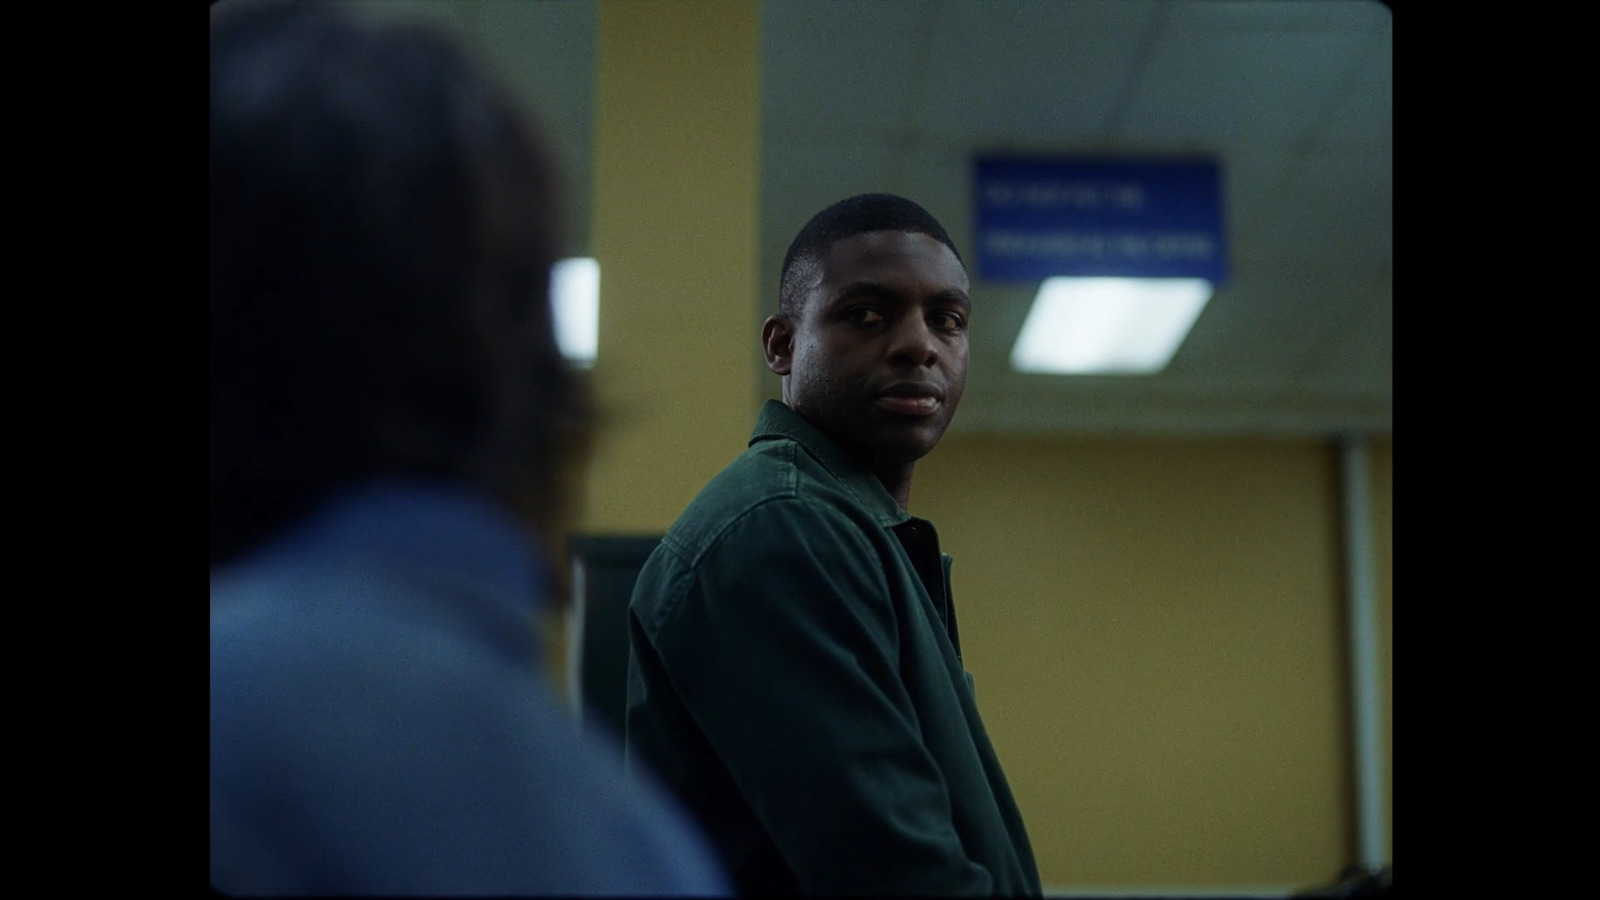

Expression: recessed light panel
xmin=1010 ymin=277 xmax=1212 ymax=374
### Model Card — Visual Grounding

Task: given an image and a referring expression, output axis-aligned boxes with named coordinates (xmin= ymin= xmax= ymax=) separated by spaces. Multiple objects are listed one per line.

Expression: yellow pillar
xmin=582 ymin=0 xmax=762 ymax=534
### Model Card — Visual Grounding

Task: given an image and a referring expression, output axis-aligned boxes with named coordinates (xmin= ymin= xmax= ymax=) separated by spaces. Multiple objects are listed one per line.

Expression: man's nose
xmin=886 ymin=316 xmax=938 ymax=367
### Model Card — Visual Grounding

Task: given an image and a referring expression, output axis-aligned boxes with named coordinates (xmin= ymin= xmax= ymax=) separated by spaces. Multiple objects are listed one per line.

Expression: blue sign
xmin=973 ymin=156 xmax=1227 ymax=283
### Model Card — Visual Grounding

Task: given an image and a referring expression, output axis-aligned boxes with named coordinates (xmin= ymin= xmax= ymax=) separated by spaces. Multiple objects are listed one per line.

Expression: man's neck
xmin=875 ymin=462 xmax=914 ymax=512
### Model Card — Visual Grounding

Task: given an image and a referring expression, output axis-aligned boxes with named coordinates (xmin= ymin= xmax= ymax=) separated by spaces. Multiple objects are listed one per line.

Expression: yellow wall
xmin=911 ymin=436 xmax=1389 ymax=889
xmin=581 ymin=0 xmax=762 ymax=533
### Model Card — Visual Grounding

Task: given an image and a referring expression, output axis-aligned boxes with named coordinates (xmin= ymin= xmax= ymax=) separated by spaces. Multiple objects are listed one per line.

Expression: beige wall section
xmin=913 ymin=437 xmax=1355 ymax=889
xmin=581 ymin=0 xmax=761 ymax=533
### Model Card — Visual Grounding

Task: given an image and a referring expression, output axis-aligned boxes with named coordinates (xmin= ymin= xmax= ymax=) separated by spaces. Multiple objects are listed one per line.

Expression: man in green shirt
xmin=626 ymin=193 xmax=1042 ymax=895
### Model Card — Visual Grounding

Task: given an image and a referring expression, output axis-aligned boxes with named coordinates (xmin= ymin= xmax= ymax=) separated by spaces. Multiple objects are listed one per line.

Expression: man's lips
xmin=874 ymin=382 xmax=944 ymax=416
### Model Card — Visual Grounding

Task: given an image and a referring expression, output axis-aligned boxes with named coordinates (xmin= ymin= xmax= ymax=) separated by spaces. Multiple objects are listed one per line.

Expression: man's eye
xmin=847 ymin=308 xmax=886 ymax=325
xmin=933 ymin=312 xmax=966 ymax=331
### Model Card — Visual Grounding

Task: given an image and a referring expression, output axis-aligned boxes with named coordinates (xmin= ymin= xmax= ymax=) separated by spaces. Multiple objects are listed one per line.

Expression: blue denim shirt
xmin=210 ymin=479 xmax=730 ymax=895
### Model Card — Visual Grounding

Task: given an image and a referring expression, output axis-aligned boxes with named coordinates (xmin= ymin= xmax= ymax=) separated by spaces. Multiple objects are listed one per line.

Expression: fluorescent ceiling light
xmin=1010 ymin=277 xmax=1212 ymax=374
xmin=551 ymin=257 xmax=598 ymax=368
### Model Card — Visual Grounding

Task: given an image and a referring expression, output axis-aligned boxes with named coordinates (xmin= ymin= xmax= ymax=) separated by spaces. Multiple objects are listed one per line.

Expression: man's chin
xmin=862 ymin=425 xmax=946 ymax=468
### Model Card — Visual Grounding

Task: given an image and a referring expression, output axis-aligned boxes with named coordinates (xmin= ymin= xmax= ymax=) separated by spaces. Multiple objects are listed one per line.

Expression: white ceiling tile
xmin=1245 ymin=147 xmax=1392 ymax=270
xmin=913 ymin=0 xmax=1162 ymax=144
xmin=1117 ymin=29 xmax=1374 ymax=144
xmin=1164 ymin=0 xmax=1392 ymax=36
xmin=1310 ymin=26 xmax=1391 ymax=151
xmin=761 ymin=0 xmax=929 ymax=140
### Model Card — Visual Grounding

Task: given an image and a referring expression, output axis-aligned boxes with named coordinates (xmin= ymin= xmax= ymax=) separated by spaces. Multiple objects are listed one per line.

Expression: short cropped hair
xmin=209 ymin=1 xmax=589 ymax=566
xmin=777 ymin=193 xmax=965 ymax=318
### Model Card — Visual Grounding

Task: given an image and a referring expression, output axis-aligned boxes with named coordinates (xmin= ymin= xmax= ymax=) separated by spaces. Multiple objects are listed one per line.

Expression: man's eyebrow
xmin=828 ymin=281 xmax=899 ymax=306
xmin=829 ymin=281 xmax=971 ymax=309
xmin=937 ymin=288 xmax=972 ymax=310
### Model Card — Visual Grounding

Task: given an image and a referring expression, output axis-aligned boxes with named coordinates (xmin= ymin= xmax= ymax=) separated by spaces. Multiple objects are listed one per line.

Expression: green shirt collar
xmin=749 ymin=400 xmax=911 ymax=528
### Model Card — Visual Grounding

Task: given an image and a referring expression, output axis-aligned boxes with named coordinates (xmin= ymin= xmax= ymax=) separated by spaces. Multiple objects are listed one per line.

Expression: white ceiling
xmin=346 ymin=0 xmax=1393 ymax=440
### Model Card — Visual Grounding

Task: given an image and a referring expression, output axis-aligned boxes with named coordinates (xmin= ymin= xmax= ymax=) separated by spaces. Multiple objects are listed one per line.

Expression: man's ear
xmin=762 ymin=315 xmax=794 ymax=376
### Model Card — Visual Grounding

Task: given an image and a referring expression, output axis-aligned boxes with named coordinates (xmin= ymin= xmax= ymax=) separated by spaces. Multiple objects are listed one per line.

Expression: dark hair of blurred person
xmin=209 ymin=0 xmax=583 ymax=568
xmin=209 ymin=2 xmax=729 ymax=894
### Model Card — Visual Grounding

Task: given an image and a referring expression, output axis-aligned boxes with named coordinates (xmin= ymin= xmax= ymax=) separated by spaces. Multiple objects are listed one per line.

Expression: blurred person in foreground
xmin=209 ymin=2 xmax=728 ymax=894
xmin=624 ymin=193 xmax=1043 ymax=895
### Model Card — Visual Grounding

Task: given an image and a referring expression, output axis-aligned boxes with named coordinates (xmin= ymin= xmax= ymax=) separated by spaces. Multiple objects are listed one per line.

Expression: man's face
xmin=767 ymin=230 xmax=970 ymax=470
